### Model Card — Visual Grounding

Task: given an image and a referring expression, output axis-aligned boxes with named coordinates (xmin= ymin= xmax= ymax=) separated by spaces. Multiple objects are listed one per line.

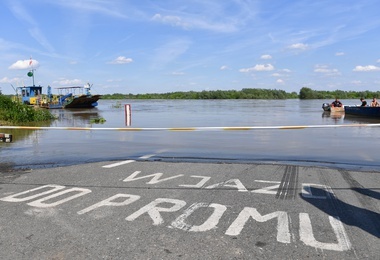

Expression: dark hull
xmin=344 ymin=106 xmax=380 ymax=118
xmin=64 ymin=95 xmax=101 ymax=108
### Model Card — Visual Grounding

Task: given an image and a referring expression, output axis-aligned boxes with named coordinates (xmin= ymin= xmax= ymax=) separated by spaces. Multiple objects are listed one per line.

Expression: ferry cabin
xmin=17 ymin=85 xmax=43 ymax=105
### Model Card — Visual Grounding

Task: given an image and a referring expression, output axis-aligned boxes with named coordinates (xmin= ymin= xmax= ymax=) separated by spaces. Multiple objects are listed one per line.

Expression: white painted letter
xmin=179 ymin=175 xmax=211 ymax=188
xmin=123 ymin=171 xmax=183 ymax=184
xmin=299 ymin=213 xmax=351 ymax=251
xmin=78 ymin=194 xmax=141 ymax=215
xmin=126 ymin=198 xmax=186 ymax=225
xmin=301 ymin=184 xmax=334 ymax=199
xmin=171 ymin=203 xmax=227 ymax=232
xmin=0 ymin=185 xmax=66 ymax=202
xmin=251 ymin=180 xmax=280 ymax=195
xmin=27 ymin=188 xmax=91 ymax=208
xmin=205 ymin=179 xmax=248 ymax=192
xmin=225 ymin=207 xmax=291 ymax=243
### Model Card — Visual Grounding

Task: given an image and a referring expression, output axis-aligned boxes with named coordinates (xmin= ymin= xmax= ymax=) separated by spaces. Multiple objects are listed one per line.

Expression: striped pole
xmin=0 ymin=133 xmax=12 ymax=143
xmin=1 ymin=124 xmax=380 ymax=132
xmin=125 ymin=104 xmax=131 ymax=126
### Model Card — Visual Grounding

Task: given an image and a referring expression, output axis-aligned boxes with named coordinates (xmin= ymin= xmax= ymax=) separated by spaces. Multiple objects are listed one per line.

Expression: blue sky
xmin=1 ymin=0 xmax=380 ymax=95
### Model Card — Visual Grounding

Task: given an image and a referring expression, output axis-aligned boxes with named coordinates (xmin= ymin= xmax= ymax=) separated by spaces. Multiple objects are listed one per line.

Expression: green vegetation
xmin=102 ymin=88 xmax=299 ymax=100
xmin=101 ymin=87 xmax=380 ymax=100
xmin=299 ymin=87 xmax=380 ymax=99
xmin=0 ymin=95 xmax=55 ymax=124
xmin=90 ymin=117 xmax=106 ymax=124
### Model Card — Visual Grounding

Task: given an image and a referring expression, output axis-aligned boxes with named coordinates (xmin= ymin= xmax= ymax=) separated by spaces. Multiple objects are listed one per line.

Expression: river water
xmin=1 ymin=99 xmax=380 ymax=171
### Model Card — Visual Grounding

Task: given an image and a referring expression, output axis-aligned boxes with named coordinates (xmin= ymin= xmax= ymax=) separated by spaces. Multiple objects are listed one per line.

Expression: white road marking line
xmin=102 ymin=160 xmax=136 ymax=168
xmin=254 ymin=180 xmax=281 ymax=184
xmin=102 ymin=154 xmax=157 ymax=168
xmin=139 ymin=154 xmax=155 ymax=159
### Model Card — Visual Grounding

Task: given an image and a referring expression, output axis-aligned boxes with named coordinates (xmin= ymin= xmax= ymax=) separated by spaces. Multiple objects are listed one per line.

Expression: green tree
xmin=299 ymin=87 xmax=315 ymax=99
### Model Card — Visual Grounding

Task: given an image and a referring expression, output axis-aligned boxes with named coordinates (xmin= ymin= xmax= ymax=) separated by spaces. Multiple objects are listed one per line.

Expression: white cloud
xmin=335 ymin=52 xmax=345 ymax=56
xmin=53 ymin=78 xmax=82 ymax=86
xmin=239 ymin=64 xmax=274 ymax=72
xmin=108 ymin=56 xmax=133 ymax=64
xmin=272 ymin=69 xmax=291 ymax=78
xmin=150 ymin=11 xmax=238 ymax=33
xmin=377 ymin=59 xmax=380 ymax=63
xmin=152 ymin=39 xmax=191 ymax=68
xmin=260 ymin=54 xmax=272 ymax=60
xmin=220 ymin=65 xmax=229 ymax=70
xmin=152 ymin=14 xmax=190 ymax=29
xmin=276 ymin=79 xmax=284 ymax=83
xmin=314 ymin=65 xmax=329 ymax=73
xmin=0 ymin=77 xmax=10 ymax=83
xmin=353 ymin=65 xmax=380 ymax=71
xmin=0 ymin=77 xmax=23 ymax=84
xmin=287 ymin=43 xmax=308 ymax=50
xmin=54 ymin=0 xmax=128 ymax=19
xmin=171 ymin=71 xmax=185 ymax=75
xmin=106 ymin=79 xmax=122 ymax=82
xmin=314 ymin=65 xmax=340 ymax=75
xmin=9 ymin=59 xmax=40 ymax=70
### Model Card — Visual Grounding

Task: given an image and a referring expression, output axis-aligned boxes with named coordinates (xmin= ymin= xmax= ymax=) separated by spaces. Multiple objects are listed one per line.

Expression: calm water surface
xmin=1 ymin=99 xmax=380 ymax=170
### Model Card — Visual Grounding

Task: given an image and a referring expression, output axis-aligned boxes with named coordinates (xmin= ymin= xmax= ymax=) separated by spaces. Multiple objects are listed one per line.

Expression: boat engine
xmin=322 ymin=103 xmax=331 ymax=111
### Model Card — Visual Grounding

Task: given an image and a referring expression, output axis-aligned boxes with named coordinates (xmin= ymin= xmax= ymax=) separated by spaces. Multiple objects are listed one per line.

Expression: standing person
xmin=331 ymin=98 xmax=343 ymax=107
xmin=370 ymin=97 xmax=380 ymax=107
xmin=360 ymin=98 xmax=367 ymax=106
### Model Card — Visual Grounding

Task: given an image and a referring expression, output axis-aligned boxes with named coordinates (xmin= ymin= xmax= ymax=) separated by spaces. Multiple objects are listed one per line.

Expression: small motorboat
xmin=322 ymin=103 xmax=344 ymax=112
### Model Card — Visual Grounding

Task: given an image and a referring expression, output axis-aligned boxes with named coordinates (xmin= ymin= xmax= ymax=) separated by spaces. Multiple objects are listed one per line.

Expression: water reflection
xmin=0 ymin=128 xmax=39 ymax=143
xmin=50 ymin=108 xmax=100 ymax=127
xmin=1 ymin=109 xmax=102 ymax=146
xmin=321 ymin=111 xmax=345 ymax=123
xmin=343 ymin=114 xmax=380 ymax=124
xmin=322 ymin=110 xmax=380 ymax=124
xmin=0 ymin=118 xmax=53 ymax=143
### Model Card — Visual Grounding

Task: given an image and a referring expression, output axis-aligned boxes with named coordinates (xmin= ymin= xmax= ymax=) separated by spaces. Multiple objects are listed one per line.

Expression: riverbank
xmin=0 ymin=95 xmax=55 ymax=124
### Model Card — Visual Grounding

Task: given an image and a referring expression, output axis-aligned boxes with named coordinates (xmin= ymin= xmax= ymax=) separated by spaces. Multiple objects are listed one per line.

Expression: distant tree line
xmin=299 ymin=87 xmax=380 ymax=99
xmin=101 ymin=87 xmax=380 ymax=100
xmin=102 ymin=88 xmax=298 ymax=100
xmin=2 ymin=86 xmax=379 ymax=100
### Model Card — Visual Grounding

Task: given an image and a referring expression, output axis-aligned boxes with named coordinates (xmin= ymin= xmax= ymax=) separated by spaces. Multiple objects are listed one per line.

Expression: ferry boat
xmin=14 ymin=69 xmax=101 ymax=109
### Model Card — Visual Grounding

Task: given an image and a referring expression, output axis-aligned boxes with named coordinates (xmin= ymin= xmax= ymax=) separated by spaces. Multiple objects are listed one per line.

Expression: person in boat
xmin=331 ymin=98 xmax=343 ymax=107
xmin=370 ymin=97 xmax=380 ymax=107
xmin=360 ymin=98 xmax=367 ymax=107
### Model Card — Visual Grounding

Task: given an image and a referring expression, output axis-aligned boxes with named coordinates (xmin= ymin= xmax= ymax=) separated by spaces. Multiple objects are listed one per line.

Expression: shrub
xmin=0 ymin=95 xmax=55 ymax=124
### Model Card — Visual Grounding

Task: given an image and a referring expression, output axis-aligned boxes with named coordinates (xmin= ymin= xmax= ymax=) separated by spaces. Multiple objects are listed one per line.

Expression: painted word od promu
xmin=0 ymin=184 xmax=351 ymax=252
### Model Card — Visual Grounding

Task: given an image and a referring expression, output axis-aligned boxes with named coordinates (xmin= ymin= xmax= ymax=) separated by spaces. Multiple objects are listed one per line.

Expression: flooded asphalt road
xmin=1 ymin=99 xmax=380 ymax=171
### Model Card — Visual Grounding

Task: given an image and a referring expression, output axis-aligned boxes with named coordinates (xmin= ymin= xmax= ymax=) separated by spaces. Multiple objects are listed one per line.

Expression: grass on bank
xmin=0 ymin=95 xmax=55 ymax=124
